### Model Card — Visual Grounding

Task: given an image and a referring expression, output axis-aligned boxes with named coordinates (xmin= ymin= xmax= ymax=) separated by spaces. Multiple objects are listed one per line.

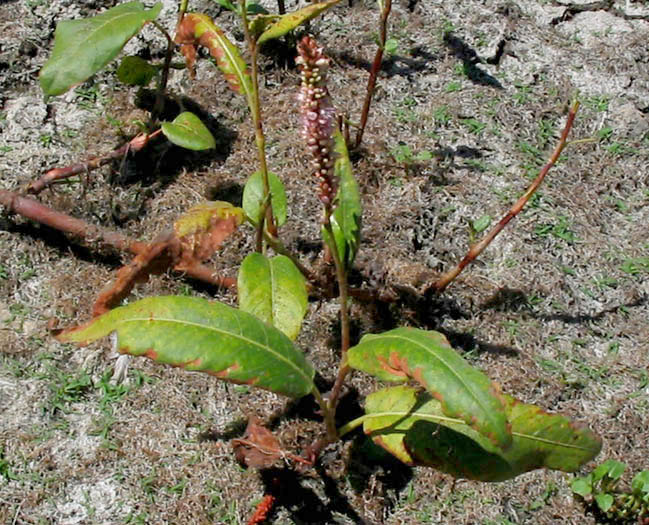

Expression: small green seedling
xmin=572 ymin=459 xmax=649 ymax=523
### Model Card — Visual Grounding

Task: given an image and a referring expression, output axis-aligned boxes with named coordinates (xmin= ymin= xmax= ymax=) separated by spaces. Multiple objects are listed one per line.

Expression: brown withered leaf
xmin=90 ymin=202 xmax=241 ymax=317
xmin=173 ymin=201 xmax=243 ymax=269
xmin=232 ymin=417 xmax=282 ymax=469
xmin=174 ymin=15 xmax=199 ymax=78
xmin=92 ymin=234 xmax=174 ymax=317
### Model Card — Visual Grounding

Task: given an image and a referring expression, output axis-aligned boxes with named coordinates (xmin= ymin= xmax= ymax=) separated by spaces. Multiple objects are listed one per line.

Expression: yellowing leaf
xmin=258 ymin=0 xmax=341 ymax=45
xmin=173 ymin=201 xmax=243 ymax=266
xmin=348 ymin=327 xmax=511 ymax=450
xmin=363 ymin=386 xmax=602 ymax=481
xmin=57 ymin=296 xmax=315 ymax=398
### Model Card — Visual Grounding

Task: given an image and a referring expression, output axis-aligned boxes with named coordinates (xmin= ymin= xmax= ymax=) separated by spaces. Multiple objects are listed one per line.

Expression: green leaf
xmin=116 ymin=56 xmax=158 ymax=86
xmin=593 ymin=459 xmax=626 ymax=483
xmin=571 ymin=476 xmax=593 ymax=497
xmin=257 ymin=0 xmax=341 ymax=45
xmin=606 ymin=460 xmax=627 ymax=480
xmin=161 ymin=112 xmax=216 ymax=151
xmin=348 ymin=327 xmax=511 ymax=450
xmin=362 ymin=385 xmax=602 ymax=481
xmin=40 ymin=2 xmax=162 ymax=96
xmin=213 ymin=0 xmax=239 ymax=12
xmin=242 ymin=171 xmax=287 ymax=227
xmin=56 ymin=296 xmax=315 ymax=399
xmin=213 ymin=0 xmax=268 ymax=15
xmin=384 ymin=38 xmax=398 ymax=55
xmin=632 ymin=470 xmax=649 ymax=494
xmin=472 ymin=214 xmax=491 ymax=233
xmin=248 ymin=14 xmax=282 ymax=40
xmin=594 ymin=493 xmax=614 ymax=512
xmin=238 ymin=254 xmax=308 ymax=340
xmin=245 ymin=2 xmax=269 ymax=15
xmin=322 ymin=128 xmax=362 ymax=270
xmin=178 ymin=14 xmax=253 ymax=100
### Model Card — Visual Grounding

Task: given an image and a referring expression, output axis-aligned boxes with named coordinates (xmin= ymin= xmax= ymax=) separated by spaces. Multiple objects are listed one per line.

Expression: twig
xmin=27 ymin=131 xmax=160 ymax=195
xmin=3 ymin=190 xmax=398 ymax=307
xmin=429 ymin=100 xmax=580 ymax=294
xmin=354 ymin=0 xmax=392 ymax=149
xmin=551 ymin=0 xmax=649 ymax=23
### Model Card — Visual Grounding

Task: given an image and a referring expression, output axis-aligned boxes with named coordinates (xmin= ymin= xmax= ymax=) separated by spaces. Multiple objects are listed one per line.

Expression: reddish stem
xmin=354 ymin=0 xmax=392 ymax=149
xmin=0 ymin=190 xmax=236 ymax=290
xmin=27 ymin=131 xmax=160 ymax=195
xmin=430 ymin=101 xmax=580 ymax=294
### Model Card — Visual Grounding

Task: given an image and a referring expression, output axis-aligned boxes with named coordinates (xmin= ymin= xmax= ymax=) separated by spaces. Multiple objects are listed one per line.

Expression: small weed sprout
xmin=572 ymin=460 xmax=649 ymax=523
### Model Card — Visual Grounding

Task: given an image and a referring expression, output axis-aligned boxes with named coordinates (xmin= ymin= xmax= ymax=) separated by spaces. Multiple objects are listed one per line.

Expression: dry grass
xmin=1 ymin=0 xmax=648 ymax=523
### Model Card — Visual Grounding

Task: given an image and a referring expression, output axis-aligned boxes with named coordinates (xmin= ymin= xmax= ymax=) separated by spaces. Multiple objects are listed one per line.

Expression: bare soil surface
xmin=1 ymin=0 xmax=649 ymax=523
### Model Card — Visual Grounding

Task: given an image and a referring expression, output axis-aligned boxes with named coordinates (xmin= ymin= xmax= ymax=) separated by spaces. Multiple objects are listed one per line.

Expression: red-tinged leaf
xmin=362 ymin=386 xmax=602 ymax=481
xmin=347 ymin=327 xmax=511 ymax=450
xmin=175 ymin=14 xmax=253 ymax=102
xmin=92 ymin=202 xmax=242 ymax=315
xmin=257 ymin=0 xmax=341 ymax=45
xmin=173 ymin=201 xmax=243 ymax=266
xmin=56 ymin=296 xmax=315 ymax=399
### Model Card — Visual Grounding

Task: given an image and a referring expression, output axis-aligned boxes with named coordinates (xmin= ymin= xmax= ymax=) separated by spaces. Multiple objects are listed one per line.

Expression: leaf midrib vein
xmin=367 ymin=410 xmax=593 ymax=451
xmin=120 ymin=315 xmax=312 ymax=386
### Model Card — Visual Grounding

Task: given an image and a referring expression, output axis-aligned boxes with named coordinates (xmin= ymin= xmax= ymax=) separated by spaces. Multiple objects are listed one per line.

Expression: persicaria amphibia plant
xmin=297 ymin=36 xmax=337 ymax=206
xmin=3 ymin=0 xmax=605 ymax=522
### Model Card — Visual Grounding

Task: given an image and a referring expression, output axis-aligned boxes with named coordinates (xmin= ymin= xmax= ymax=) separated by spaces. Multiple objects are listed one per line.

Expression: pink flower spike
xmin=297 ymin=36 xmax=338 ymax=206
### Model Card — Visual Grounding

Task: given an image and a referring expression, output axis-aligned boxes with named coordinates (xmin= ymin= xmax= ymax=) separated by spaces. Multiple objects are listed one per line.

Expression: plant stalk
xmin=0 ymin=190 xmax=237 ymax=290
xmin=337 ymin=414 xmax=367 ymax=438
xmin=322 ymin=211 xmax=351 ymax=414
xmin=354 ymin=0 xmax=391 ymax=149
xmin=264 ymin=232 xmax=318 ymax=283
xmin=151 ymin=21 xmax=177 ymax=124
xmin=239 ymin=1 xmax=277 ymax=251
xmin=312 ymin=387 xmax=337 ymax=442
xmin=431 ymin=100 xmax=580 ymax=293
xmin=176 ymin=0 xmax=189 ymax=30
